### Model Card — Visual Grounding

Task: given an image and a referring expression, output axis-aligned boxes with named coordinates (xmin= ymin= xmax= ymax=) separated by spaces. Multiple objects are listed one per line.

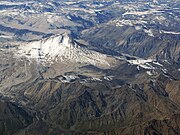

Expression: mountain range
xmin=0 ymin=0 xmax=180 ymax=135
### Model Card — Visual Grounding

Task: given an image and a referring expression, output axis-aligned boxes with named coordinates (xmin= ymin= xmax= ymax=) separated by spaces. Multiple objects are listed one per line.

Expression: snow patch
xmin=134 ymin=26 xmax=142 ymax=30
xmin=122 ymin=9 xmax=162 ymax=16
xmin=144 ymin=29 xmax=154 ymax=37
xmin=109 ymin=19 xmax=148 ymax=27
xmin=128 ymin=59 xmax=155 ymax=70
xmin=146 ymin=71 xmax=153 ymax=76
xmin=104 ymin=76 xmax=114 ymax=81
xmin=160 ymin=30 xmax=180 ymax=35
xmin=153 ymin=62 xmax=163 ymax=67
xmin=91 ymin=77 xmax=102 ymax=82
xmin=58 ymin=75 xmax=79 ymax=83
xmin=0 ymin=35 xmax=13 ymax=39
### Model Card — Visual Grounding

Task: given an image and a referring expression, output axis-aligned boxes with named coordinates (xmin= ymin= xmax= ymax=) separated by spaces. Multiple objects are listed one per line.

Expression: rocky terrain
xmin=0 ymin=0 xmax=180 ymax=135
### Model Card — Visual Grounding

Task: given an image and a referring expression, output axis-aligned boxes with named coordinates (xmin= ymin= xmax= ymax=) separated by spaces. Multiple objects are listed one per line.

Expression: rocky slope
xmin=0 ymin=0 xmax=180 ymax=135
xmin=7 ymin=74 xmax=180 ymax=135
xmin=0 ymin=32 xmax=179 ymax=135
xmin=0 ymin=101 xmax=33 ymax=135
xmin=81 ymin=22 xmax=180 ymax=64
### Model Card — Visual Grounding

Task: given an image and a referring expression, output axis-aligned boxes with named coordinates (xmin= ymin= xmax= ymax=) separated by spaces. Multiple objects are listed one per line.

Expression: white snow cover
xmin=0 ymin=1 xmax=29 ymax=5
xmin=128 ymin=59 xmax=153 ymax=64
xmin=104 ymin=76 xmax=114 ymax=81
xmin=144 ymin=29 xmax=154 ymax=37
xmin=0 ymin=35 xmax=13 ymax=39
xmin=160 ymin=30 xmax=180 ymax=35
xmin=58 ymin=74 xmax=79 ymax=83
xmin=16 ymin=33 xmax=110 ymax=66
xmin=153 ymin=61 xmax=163 ymax=67
xmin=128 ymin=59 xmax=155 ymax=69
xmin=122 ymin=9 xmax=162 ymax=16
xmin=146 ymin=71 xmax=153 ymax=76
xmin=110 ymin=19 xmax=148 ymax=27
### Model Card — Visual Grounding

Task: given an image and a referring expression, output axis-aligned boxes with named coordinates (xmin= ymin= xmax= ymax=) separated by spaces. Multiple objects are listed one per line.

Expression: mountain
xmin=1 ymin=34 xmax=180 ymax=135
xmin=0 ymin=0 xmax=180 ymax=135
xmin=16 ymin=33 xmax=111 ymax=67
xmin=81 ymin=24 xmax=180 ymax=63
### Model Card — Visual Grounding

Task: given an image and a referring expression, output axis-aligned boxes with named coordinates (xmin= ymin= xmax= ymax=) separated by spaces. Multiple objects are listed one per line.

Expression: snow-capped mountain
xmin=0 ymin=0 xmax=180 ymax=135
xmin=16 ymin=33 xmax=110 ymax=66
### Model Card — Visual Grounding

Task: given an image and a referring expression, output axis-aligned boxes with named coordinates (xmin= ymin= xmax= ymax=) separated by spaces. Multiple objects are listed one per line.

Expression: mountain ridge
xmin=0 ymin=0 xmax=179 ymax=134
